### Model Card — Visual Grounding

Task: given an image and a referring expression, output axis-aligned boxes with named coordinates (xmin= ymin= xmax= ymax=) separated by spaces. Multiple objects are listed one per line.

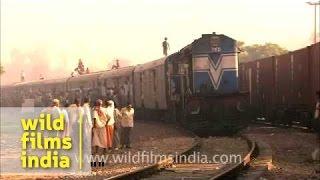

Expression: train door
xmin=169 ymin=63 xmax=190 ymax=121
xmin=178 ymin=64 xmax=190 ymax=110
xmin=152 ymin=69 xmax=158 ymax=108
xmin=248 ymin=68 xmax=252 ymax=105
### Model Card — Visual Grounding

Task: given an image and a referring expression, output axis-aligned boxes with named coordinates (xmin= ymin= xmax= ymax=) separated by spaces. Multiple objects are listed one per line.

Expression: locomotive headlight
xmin=236 ymin=101 xmax=245 ymax=112
xmin=187 ymin=99 xmax=201 ymax=115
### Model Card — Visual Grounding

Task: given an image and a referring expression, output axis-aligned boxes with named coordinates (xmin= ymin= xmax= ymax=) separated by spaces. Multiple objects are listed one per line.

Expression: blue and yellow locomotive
xmin=162 ymin=32 xmax=244 ymax=135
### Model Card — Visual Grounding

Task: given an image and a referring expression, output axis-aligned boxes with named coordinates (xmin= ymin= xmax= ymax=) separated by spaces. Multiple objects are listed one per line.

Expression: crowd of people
xmin=47 ymin=97 xmax=135 ymax=155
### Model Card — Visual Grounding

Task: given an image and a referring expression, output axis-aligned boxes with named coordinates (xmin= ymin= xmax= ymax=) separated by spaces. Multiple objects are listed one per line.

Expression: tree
xmin=0 ymin=65 xmax=4 ymax=75
xmin=237 ymin=41 xmax=288 ymax=63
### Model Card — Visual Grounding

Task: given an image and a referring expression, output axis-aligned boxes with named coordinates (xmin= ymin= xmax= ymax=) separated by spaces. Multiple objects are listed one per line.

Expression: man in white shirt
xmin=49 ymin=99 xmax=62 ymax=137
xmin=82 ymin=97 xmax=92 ymax=148
xmin=120 ymin=103 xmax=134 ymax=148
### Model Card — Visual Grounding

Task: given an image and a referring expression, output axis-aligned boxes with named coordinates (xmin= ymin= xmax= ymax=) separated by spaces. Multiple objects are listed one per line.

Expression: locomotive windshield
xmin=191 ymin=33 xmax=238 ymax=95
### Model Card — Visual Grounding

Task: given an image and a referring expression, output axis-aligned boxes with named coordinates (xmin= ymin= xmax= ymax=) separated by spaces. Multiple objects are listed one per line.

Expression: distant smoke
xmin=1 ymin=48 xmax=136 ymax=85
xmin=1 ymin=48 xmax=70 ymax=85
xmin=309 ymin=32 xmax=320 ymax=44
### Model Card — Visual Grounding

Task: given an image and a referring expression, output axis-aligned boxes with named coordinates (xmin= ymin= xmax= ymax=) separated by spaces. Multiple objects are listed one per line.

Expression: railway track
xmin=253 ymin=119 xmax=313 ymax=133
xmin=105 ymin=137 xmax=257 ymax=180
xmin=104 ymin=138 xmax=201 ymax=180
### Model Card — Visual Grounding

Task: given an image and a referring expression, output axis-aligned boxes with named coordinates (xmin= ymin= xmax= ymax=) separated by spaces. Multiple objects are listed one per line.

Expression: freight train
xmin=1 ymin=33 xmax=246 ymax=135
xmin=239 ymin=42 xmax=320 ymax=128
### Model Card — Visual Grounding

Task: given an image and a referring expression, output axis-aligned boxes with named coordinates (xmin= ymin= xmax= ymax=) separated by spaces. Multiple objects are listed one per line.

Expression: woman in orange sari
xmin=105 ymin=100 xmax=115 ymax=150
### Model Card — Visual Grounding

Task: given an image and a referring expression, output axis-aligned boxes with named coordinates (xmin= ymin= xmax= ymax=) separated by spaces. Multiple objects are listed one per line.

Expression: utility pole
xmin=307 ymin=1 xmax=320 ymax=43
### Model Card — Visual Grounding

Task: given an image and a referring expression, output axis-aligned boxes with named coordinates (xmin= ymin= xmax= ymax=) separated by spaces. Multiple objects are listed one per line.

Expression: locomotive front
xmin=170 ymin=33 xmax=245 ymax=135
xmin=192 ymin=33 xmax=238 ymax=95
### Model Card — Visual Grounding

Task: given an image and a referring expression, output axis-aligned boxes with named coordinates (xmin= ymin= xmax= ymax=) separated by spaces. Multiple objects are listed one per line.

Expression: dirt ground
xmin=243 ymin=125 xmax=320 ymax=180
xmin=90 ymin=120 xmax=196 ymax=178
xmin=200 ymin=137 xmax=248 ymax=158
xmin=129 ymin=137 xmax=250 ymax=179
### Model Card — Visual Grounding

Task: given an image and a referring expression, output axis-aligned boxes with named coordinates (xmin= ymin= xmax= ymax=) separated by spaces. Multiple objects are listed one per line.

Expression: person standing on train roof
xmin=20 ymin=70 xmax=25 ymax=82
xmin=39 ymin=74 xmax=44 ymax=80
xmin=105 ymin=100 xmax=115 ymax=150
xmin=77 ymin=58 xmax=85 ymax=75
xmin=162 ymin=37 xmax=170 ymax=56
xmin=120 ymin=103 xmax=134 ymax=149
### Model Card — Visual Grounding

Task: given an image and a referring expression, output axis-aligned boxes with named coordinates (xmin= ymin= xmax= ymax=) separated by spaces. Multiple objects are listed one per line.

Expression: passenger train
xmin=1 ymin=33 xmax=246 ymax=135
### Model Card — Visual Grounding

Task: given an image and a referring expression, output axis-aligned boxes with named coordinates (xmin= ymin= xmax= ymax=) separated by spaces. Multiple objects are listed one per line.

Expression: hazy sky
xmin=0 ymin=0 xmax=319 ymax=84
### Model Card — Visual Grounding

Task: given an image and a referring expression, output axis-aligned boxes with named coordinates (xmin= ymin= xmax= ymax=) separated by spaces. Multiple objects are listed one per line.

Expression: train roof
xmin=43 ymin=78 xmax=70 ymax=84
xmin=0 ymin=83 xmax=17 ymax=89
xmin=99 ymin=66 xmax=135 ymax=79
xmin=14 ymin=77 xmax=70 ymax=87
xmin=134 ymin=57 xmax=166 ymax=72
xmin=68 ymin=71 xmax=105 ymax=82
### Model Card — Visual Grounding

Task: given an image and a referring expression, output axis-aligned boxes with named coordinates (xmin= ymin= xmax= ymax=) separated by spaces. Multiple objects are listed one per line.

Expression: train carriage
xmin=256 ymin=57 xmax=276 ymax=119
xmin=239 ymin=42 xmax=320 ymax=128
xmin=67 ymin=72 xmax=103 ymax=92
xmin=99 ymin=66 xmax=135 ymax=106
xmin=0 ymin=84 xmax=18 ymax=106
xmin=134 ymin=58 xmax=167 ymax=110
xmin=310 ymin=43 xmax=320 ymax=109
xmin=14 ymin=80 xmax=41 ymax=93
xmin=32 ymin=78 xmax=69 ymax=96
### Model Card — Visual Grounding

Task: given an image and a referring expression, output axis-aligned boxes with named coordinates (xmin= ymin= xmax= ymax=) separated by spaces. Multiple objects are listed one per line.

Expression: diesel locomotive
xmin=1 ymin=32 xmax=245 ymax=135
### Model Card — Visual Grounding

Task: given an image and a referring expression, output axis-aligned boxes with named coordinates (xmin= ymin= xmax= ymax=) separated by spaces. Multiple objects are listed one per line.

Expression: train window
xmin=275 ymin=58 xmax=278 ymax=86
xmin=115 ymin=78 xmax=120 ymax=90
xmin=212 ymin=47 xmax=221 ymax=53
xmin=140 ymin=72 xmax=143 ymax=103
xmin=168 ymin=63 xmax=173 ymax=75
xmin=152 ymin=69 xmax=158 ymax=108
xmin=152 ymin=70 xmax=156 ymax=92
xmin=290 ymin=55 xmax=294 ymax=81
xmin=256 ymin=69 xmax=260 ymax=84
